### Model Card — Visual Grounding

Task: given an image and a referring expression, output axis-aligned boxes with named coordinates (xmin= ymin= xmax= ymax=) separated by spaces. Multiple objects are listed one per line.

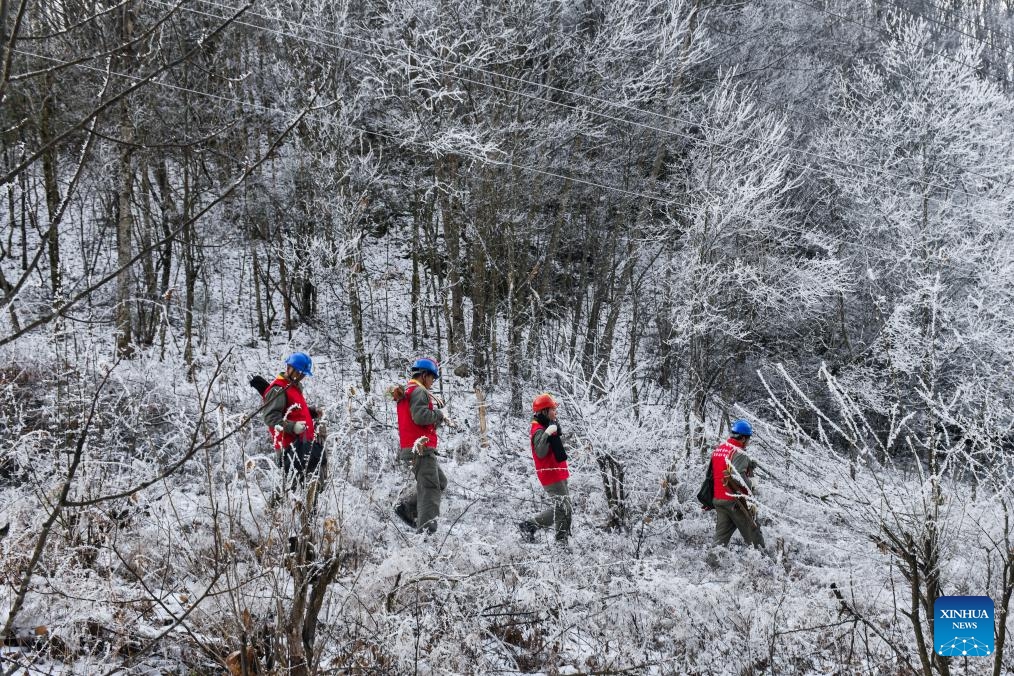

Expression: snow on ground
xmin=3 ymin=345 xmax=1008 ymax=674
xmin=0 ymin=236 xmax=1009 ymax=674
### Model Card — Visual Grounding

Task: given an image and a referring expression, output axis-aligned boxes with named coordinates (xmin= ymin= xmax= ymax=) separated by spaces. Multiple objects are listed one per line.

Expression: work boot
xmin=517 ymin=520 xmax=538 ymax=543
xmin=394 ymin=502 xmax=416 ymax=528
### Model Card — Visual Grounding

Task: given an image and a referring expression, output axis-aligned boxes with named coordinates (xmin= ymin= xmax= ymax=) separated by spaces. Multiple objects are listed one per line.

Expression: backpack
xmin=696 ymin=460 xmax=714 ymax=510
xmin=249 ymin=375 xmax=271 ymax=396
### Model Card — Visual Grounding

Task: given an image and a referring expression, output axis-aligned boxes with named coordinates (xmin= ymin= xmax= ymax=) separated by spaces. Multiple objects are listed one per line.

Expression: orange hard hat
xmin=532 ymin=393 xmax=558 ymax=412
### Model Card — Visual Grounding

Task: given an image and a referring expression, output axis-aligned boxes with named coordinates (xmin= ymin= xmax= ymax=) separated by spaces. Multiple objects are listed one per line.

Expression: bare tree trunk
xmin=411 ymin=207 xmax=420 ymax=350
xmin=581 ymin=222 xmax=616 ymax=388
xmin=475 ymin=386 xmax=489 ymax=449
xmin=1 ymin=151 xmax=12 ymax=321
xmin=568 ymin=217 xmax=591 ymax=362
xmin=0 ymin=0 xmax=8 ymax=53
xmin=349 ymin=232 xmax=371 ymax=391
xmin=137 ymin=166 xmax=159 ymax=345
xmin=40 ymin=76 xmax=62 ymax=316
xmin=597 ymin=449 xmax=626 ymax=531
xmin=278 ymin=255 xmax=292 ymax=336
xmin=595 ymin=237 xmax=636 ymax=392
xmin=439 ymin=156 xmax=466 ymax=358
xmin=0 ymin=0 xmax=29 ymax=104
xmin=18 ymin=168 xmax=27 ymax=270
xmin=253 ymin=251 xmax=266 ymax=339
xmin=468 ymin=234 xmax=488 ymax=384
xmin=410 ymin=182 xmax=436 ymax=350
xmin=182 ymin=157 xmax=198 ymax=380
xmin=115 ymin=131 xmax=135 ymax=357
xmin=506 ymin=273 xmax=523 ymax=416
xmin=994 ymin=501 xmax=1014 ymax=676
xmin=628 ymin=291 xmax=640 ymax=420
xmin=114 ymin=5 xmax=136 ymax=358
xmin=526 ymin=139 xmax=579 ymax=358
xmin=153 ymin=160 xmax=176 ymax=356
xmin=182 ymin=221 xmax=198 ymax=379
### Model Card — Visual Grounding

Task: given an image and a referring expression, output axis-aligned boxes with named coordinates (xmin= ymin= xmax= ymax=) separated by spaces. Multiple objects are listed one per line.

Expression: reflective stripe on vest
xmin=530 ymin=420 xmax=569 ymax=486
xmin=397 ymin=381 xmax=438 ymax=449
xmin=264 ymin=376 xmax=314 ymax=450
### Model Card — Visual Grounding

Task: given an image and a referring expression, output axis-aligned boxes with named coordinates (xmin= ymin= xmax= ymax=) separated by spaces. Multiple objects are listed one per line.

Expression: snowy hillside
xmin=3 ymin=0 xmax=1014 ymax=673
xmin=1 ymin=342 xmax=1011 ymax=674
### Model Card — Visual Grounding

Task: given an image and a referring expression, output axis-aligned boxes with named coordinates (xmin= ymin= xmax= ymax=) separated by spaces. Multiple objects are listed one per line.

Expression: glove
xmin=412 ymin=436 xmax=428 ymax=455
xmin=292 ymin=421 xmax=307 ymax=435
xmin=441 ymin=410 xmax=456 ymax=427
xmin=545 ymin=424 xmax=558 ymax=436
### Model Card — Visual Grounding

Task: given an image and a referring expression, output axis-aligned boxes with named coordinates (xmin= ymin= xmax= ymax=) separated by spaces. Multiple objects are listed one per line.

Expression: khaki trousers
xmin=713 ymin=498 xmax=765 ymax=548
xmin=397 ymin=448 xmax=447 ymax=534
xmin=532 ymin=479 xmax=572 ymax=541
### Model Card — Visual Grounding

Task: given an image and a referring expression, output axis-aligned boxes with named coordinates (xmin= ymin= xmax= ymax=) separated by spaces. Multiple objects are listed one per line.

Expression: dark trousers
xmin=280 ymin=439 xmax=327 ymax=491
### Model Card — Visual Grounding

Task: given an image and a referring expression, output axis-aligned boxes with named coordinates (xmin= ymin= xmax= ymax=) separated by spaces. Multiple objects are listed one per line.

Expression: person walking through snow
xmin=392 ymin=358 xmax=452 ymax=534
xmin=262 ymin=352 xmax=326 ymax=493
xmin=518 ymin=393 xmax=572 ymax=543
xmin=711 ymin=419 xmax=764 ymax=548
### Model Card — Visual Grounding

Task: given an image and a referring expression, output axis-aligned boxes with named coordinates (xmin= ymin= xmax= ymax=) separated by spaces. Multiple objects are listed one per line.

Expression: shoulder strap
xmin=262 ymin=380 xmax=291 ymax=402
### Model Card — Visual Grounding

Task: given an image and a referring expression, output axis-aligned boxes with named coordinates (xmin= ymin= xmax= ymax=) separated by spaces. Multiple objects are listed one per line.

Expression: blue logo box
xmin=934 ymin=596 xmax=994 ymax=657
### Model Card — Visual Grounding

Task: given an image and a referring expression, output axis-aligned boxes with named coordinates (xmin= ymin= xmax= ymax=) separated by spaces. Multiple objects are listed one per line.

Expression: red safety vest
xmin=397 ymin=380 xmax=438 ymax=450
xmin=263 ymin=376 xmax=314 ymax=450
xmin=530 ymin=420 xmax=569 ymax=486
xmin=711 ymin=437 xmax=746 ymax=501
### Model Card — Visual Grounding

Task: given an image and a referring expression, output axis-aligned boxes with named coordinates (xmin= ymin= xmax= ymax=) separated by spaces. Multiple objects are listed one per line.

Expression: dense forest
xmin=1 ymin=0 xmax=1013 ymax=673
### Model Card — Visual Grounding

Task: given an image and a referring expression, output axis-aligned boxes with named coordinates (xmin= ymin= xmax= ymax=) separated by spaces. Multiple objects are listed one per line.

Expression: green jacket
xmin=727 ymin=447 xmax=759 ymax=494
xmin=532 ymin=425 xmax=552 ymax=459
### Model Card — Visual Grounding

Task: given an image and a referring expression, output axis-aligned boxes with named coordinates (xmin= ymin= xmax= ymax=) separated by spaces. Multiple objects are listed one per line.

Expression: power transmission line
xmin=12 ymin=48 xmax=683 ymax=210
xmin=14 ymin=0 xmax=1004 ymax=206
xmin=12 ymin=0 xmax=1013 ymax=222
xmin=158 ymin=0 xmax=1014 ymax=214
xmin=787 ymin=0 xmax=1009 ymax=80
xmin=906 ymin=0 xmax=1014 ymax=59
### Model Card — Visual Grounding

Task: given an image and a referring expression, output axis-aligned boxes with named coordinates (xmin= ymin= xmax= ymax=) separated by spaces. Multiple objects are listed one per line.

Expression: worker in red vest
xmin=263 ymin=352 xmax=325 ymax=492
xmin=711 ymin=419 xmax=764 ymax=548
xmin=393 ymin=358 xmax=451 ymax=534
xmin=518 ymin=393 xmax=572 ymax=543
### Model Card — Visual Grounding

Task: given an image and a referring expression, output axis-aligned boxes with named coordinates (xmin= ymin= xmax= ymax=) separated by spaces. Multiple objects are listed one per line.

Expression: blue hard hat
xmin=730 ymin=419 xmax=753 ymax=436
xmin=285 ymin=352 xmax=313 ymax=376
xmin=411 ymin=358 xmax=440 ymax=379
